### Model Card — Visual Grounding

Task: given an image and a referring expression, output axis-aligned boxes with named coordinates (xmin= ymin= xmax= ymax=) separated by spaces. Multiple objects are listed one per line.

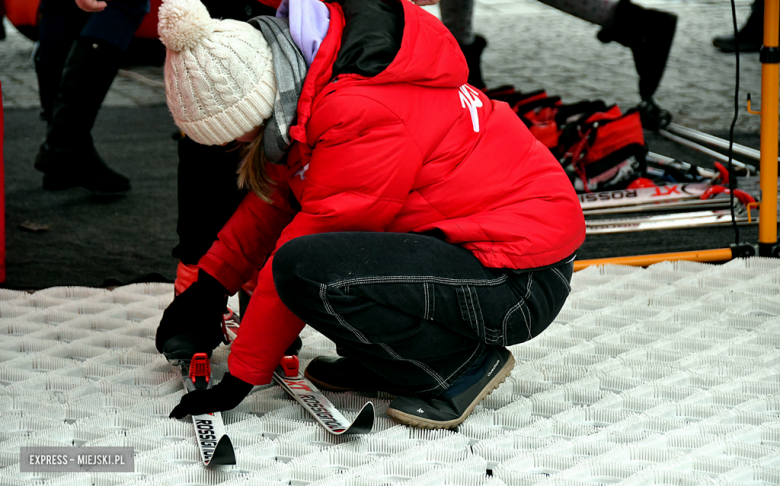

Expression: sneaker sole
xmin=385 ymin=353 xmax=516 ymax=429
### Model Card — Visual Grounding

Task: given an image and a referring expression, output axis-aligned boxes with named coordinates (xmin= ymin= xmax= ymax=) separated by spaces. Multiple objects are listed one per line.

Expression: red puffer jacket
xmin=199 ymin=0 xmax=585 ymax=385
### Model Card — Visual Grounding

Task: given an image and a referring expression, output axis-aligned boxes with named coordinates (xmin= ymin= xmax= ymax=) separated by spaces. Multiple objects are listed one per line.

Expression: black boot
xmin=34 ymin=37 xmax=131 ymax=194
xmin=713 ymin=0 xmax=765 ymax=53
xmin=459 ymin=35 xmax=487 ymax=90
xmin=386 ymin=347 xmax=515 ymax=429
xmin=34 ymin=41 xmax=66 ymax=124
xmin=597 ymin=0 xmax=677 ymax=101
xmin=304 ymin=356 xmax=409 ymax=394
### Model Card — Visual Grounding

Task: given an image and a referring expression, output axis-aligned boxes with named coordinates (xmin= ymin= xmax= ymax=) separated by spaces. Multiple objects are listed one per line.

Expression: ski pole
xmin=646 ymin=151 xmax=720 ymax=179
xmin=665 ymin=123 xmax=772 ymax=164
xmin=657 ymin=129 xmax=756 ymax=173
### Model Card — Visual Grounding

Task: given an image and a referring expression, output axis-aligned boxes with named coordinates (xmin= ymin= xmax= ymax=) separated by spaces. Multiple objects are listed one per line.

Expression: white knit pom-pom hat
xmin=158 ymin=0 xmax=276 ymax=146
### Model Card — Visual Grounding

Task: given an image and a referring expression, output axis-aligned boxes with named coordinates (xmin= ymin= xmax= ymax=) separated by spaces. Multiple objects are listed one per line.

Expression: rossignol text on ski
xmin=578 ymin=182 xmax=713 ymax=211
xmin=223 ymin=326 xmax=374 ymax=435
xmin=176 ymin=353 xmax=236 ymax=466
xmin=273 ymin=355 xmax=374 ymax=435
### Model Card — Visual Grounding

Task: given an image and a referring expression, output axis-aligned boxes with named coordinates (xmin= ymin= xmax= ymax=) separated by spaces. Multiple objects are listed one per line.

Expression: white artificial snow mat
xmin=3 ymin=258 xmax=780 ymax=485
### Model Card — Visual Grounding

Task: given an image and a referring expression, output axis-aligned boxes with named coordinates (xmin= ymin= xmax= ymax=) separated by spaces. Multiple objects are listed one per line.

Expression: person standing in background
xmin=33 ymin=0 xmax=150 ymax=194
xmin=421 ymin=0 xmax=676 ymax=105
xmin=713 ymin=0 xmax=771 ymax=53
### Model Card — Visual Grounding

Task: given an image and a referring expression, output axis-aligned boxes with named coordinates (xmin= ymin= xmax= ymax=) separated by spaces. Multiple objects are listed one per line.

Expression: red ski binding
xmin=280 ymin=355 xmax=299 ymax=377
xmin=189 ymin=352 xmax=211 ymax=385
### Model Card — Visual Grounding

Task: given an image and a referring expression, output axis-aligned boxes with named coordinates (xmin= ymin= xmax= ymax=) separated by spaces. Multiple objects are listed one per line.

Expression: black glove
xmin=169 ymin=372 xmax=254 ymax=419
xmin=156 ymin=270 xmax=228 ymax=355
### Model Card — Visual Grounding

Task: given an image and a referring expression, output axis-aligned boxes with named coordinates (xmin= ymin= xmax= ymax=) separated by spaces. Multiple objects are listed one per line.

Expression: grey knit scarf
xmin=249 ymin=16 xmax=308 ymax=164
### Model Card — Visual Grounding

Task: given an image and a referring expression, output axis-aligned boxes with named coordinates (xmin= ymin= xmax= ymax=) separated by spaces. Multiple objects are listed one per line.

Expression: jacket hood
xmin=289 ymin=0 xmax=468 ymax=144
xmin=332 ymin=0 xmax=468 ymax=88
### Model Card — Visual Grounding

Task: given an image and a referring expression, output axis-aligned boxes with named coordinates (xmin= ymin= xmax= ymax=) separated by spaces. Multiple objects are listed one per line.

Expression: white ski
xmin=177 ymin=353 xmax=236 ymax=466
xmin=583 ymin=198 xmax=729 ymax=216
xmin=586 ymin=209 xmax=754 ymax=234
xmin=273 ymin=356 xmax=374 ymax=435
xmin=223 ymin=327 xmax=374 ymax=435
xmin=579 ymin=182 xmax=712 ymax=210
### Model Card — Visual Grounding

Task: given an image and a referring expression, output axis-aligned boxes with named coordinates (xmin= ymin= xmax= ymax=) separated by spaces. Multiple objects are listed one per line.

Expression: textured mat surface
xmin=1 ymin=258 xmax=780 ymax=484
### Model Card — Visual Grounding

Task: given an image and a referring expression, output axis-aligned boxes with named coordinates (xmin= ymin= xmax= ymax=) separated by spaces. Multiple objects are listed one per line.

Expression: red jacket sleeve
xmin=226 ymin=94 xmax=424 ymax=385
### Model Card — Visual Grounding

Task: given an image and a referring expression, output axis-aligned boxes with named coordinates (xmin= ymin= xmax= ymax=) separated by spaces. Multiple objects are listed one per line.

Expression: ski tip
xmin=342 ymin=401 xmax=374 ymax=435
xmin=207 ymin=435 xmax=236 ymax=466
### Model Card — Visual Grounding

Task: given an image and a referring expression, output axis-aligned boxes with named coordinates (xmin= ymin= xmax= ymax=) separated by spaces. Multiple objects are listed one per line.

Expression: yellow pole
xmin=573 ymin=248 xmax=733 ymax=272
xmin=759 ymin=0 xmax=779 ymax=256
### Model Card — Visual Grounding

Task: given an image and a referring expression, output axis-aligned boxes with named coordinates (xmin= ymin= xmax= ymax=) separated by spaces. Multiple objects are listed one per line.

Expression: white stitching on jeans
xmin=378 ymin=342 xmax=447 ymax=388
xmin=319 ymin=284 xmax=371 ymax=345
xmin=502 ymin=300 xmax=523 ymax=346
xmin=423 ymin=283 xmax=430 ymax=321
xmin=466 ymin=286 xmax=485 ymax=339
xmin=525 ymin=272 xmax=534 ymax=299
xmin=319 ymin=283 xmax=447 ymax=390
xmin=330 ymin=274 xmax=508 ymax=288
xmin=442 ymin=343 xmax=481 ymax=387
xmin=551 ymin=267 xmax=572 ymax=292
xmin=459 ymin=286 xmax=472 ymax=333
xmin=464 ymin=286 xmax=482 ymax=337
xmin=462 ymin=286 xmax=474 ymax=334
xmin=430 ymin=283 xmax=435 ymax=321
xmin=520 ymin=301 xmax=532 ymax=340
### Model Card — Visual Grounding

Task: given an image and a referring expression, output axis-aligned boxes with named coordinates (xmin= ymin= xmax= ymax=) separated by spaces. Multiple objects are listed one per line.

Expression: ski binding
xmin=273 ymin=355 xmax=374 ymax=435
xmin=178 ymin=353 xmax=236 ymax=466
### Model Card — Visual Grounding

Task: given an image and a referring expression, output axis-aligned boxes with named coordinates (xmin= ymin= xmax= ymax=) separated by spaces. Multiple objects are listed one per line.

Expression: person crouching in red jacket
xmin=155 ymin=0 xmax=585 ymax=429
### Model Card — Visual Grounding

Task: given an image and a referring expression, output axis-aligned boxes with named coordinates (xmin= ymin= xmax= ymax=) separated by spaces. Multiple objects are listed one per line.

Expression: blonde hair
xmin=237 ymin=132 xmax=276 ymax=203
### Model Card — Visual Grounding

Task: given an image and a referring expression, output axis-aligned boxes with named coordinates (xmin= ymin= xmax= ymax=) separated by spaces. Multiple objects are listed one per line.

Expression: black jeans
xmin=273 ymin=232 xmax=573 ymax=395
xmin=39 ymin=0 xmax=149 ymax=52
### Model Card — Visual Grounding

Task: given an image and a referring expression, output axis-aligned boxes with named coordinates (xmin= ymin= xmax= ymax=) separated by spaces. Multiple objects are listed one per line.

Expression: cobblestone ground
xmin=0 ymin=0 xmax=760 ymax=132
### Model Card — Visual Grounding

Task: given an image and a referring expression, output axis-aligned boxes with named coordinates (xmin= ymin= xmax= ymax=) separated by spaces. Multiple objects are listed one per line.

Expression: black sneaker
xmin=304 ymin=356 xmax=409 ymax=395
xmin=162 ymin=333 xmax=220 ymax=363
xmin=386 ymin=347 xmax=515 ymax=429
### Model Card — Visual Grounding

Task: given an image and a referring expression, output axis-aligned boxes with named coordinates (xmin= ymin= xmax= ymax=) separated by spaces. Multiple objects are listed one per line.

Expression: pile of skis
xmin=479 ymin=85 xmax=770 ymax=234
xmin=581 ymin=126 xmax=768 ymax=235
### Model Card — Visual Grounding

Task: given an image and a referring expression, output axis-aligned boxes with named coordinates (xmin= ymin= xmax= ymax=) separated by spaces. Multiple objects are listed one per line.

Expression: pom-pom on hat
xmin=159 ymin=0 xmax=276 ymax=146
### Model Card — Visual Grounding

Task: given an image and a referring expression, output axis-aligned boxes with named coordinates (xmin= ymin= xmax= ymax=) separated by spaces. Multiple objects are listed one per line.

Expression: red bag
xmin=486 ymin=88 xmax=647 ymax=193
xmin=556 ymin=106 xmax=647 ymax=193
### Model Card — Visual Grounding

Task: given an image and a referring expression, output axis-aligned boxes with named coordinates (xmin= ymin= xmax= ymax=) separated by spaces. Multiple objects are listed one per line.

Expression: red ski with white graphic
xmin=179 ymin=353 xmax=236 ymax=466
xmin=579 ymin=182 xmax=712 ymax=211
